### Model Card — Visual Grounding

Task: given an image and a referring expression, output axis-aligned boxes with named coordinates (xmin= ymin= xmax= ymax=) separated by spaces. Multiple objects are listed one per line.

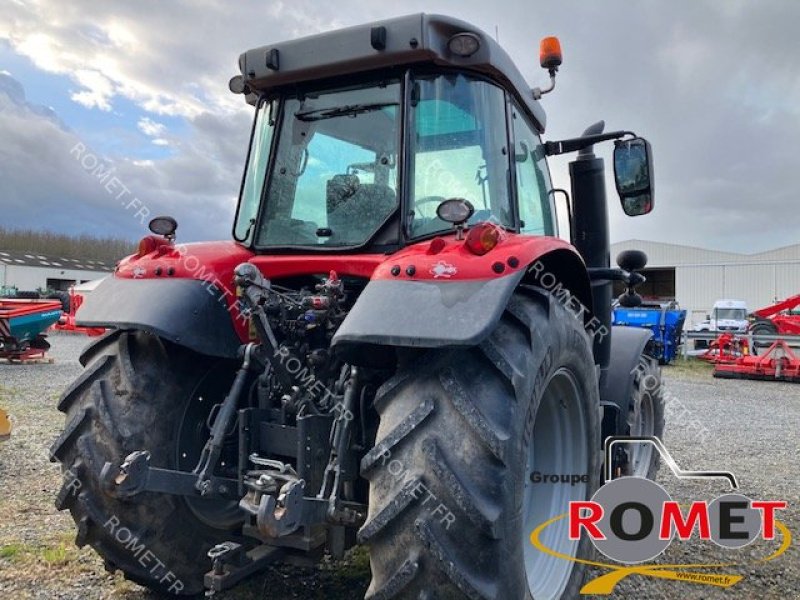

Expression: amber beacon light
xmin=539 ymin=36 xmax=562 ymax=70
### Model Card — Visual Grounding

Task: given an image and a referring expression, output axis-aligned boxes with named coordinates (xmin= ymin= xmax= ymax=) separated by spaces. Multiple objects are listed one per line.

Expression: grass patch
xmin=665 ymin=357 xmax=714 ymax=377
xmin=0 ymin=543 xmax=23 ymax=559
xmin=41 ymin=542 xmax=73 ymax=566
xmin=0 ymin=536 xmax=79 ymax=567
xmin=334 ymin=546 xmax=370 ymax=580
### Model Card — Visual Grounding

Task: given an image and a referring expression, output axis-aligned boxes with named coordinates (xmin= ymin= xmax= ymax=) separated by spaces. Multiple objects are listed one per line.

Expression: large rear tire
xmin=50 ymin=330 xmax=242 ymax=595
xmin=361 ymin=288 xmax=601 ymax=600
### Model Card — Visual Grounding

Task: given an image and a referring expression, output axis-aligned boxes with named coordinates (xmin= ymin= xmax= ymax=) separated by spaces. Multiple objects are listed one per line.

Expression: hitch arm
xmin=193 ymin=343 xmax=256 ymax=495
xmin=100 ymin=450 xmax=240 ymax=499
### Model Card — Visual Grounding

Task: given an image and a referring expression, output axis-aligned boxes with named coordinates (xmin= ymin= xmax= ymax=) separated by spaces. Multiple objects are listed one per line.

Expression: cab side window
xmin=511 ymin=106 xmax=555 ymax=236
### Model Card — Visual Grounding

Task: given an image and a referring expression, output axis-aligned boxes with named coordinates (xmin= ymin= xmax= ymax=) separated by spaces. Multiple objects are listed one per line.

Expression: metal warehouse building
xmin=611 ymin=240 xmax=800 ymax=325
xmin=0 ymin=250 xmax=113 ymax=292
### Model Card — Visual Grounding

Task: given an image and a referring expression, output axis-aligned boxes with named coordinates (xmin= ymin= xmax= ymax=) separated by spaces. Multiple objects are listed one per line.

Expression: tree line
xmin=0 ymin=227 xmax=134 ymax=263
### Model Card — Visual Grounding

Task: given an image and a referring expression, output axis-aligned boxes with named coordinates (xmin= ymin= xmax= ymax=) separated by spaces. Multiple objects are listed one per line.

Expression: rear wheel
xmin=50 ymin=330 xmax=242 ymax=594
xmin=361 ymin=288 xmax=601 ymax=600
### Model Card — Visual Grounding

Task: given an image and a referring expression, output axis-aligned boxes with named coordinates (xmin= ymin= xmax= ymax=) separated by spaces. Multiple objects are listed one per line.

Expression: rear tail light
xmin=465 ymin=223 xmax=501 ymax=255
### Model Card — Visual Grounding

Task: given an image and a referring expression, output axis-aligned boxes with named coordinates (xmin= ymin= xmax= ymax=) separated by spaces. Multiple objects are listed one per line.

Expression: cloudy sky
xmin=0 ymin=0 xmax=797 ymax=252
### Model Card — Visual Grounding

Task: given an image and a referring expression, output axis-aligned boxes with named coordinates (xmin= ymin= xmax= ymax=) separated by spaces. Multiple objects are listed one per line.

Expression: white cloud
xmin=151 ymin=138 xmax=169 ymax=146
xmin=70 ymin=69 xmax=114 ymax=110
xmin=0 ymin=71 xmax=250 ymax=242
xmin=137 ymin=116 xmax=166 ymax=137
xmin=0 ymin=1 xmax=330 ymax=118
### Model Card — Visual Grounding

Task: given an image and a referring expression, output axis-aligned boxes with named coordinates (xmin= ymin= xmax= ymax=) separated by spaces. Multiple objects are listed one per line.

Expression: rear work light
xmin=465 ymin=222 xmax=502 ymax=255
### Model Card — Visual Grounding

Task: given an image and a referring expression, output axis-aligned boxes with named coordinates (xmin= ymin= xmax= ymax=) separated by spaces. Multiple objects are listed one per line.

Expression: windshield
xmin=714 ymin=308 xmax=747 ymax=320
xmin=409 ymin=74 xmax=512 ymax=237
xmin=254 ymin=80 xmax=401 ymax=247
xmin=234 ymin=98 xmax=276 ymax=243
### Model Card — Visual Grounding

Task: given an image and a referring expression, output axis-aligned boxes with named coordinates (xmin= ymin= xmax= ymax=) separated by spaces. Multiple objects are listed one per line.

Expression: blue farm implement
xmin=612 ymin=305 xmax=687 ymax=364
xmin=0 ymin=299 xmax=62 ymax=362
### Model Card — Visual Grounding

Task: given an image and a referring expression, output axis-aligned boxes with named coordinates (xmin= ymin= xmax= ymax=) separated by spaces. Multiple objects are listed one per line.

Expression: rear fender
xmin=599 ymin=325 xmax=653 ymax=440
xmin=76 ymin=277 xmax=243 ymax=358
xmin=332 ymin=234 xmax=593 ymax=363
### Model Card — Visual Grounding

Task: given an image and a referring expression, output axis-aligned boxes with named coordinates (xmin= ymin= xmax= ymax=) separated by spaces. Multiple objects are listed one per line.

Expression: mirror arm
xmin=544 ymin=130 xmax=636 ymax=156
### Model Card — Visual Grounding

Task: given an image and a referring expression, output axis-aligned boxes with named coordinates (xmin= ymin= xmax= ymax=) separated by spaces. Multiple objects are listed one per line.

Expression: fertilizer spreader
xmin=0 ymin=299 xmax=62 ymax=362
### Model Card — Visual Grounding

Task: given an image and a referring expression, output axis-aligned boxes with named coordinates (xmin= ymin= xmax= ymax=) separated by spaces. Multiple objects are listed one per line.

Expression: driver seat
xmin=326 ymin=178 xmax=396 ymax=244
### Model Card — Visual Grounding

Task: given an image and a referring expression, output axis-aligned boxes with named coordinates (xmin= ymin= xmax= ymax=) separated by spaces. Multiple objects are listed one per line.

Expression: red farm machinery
xmin=52 ymin=286 xmax=105 ymax=336
xmin=704 ymin=294 xmax=800 ymax=382
xmin=50 ymin=15 xmax=665 ymax=599
xmin=750 ymin=293 xmax=800 ymax=339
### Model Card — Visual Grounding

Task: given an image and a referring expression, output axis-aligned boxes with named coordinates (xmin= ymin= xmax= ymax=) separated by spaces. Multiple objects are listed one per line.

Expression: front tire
xmin=623 ymin=355 xmax=665 ymax=479
xmin=361 ymin=288 xmax=601 ymax=600
xmin=50 ymin=330 xmax=241 ymax=594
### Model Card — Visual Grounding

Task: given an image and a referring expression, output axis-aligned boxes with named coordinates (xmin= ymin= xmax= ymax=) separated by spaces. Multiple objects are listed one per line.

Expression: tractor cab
xmin=231 ymin=15 xmax=556 ymax=253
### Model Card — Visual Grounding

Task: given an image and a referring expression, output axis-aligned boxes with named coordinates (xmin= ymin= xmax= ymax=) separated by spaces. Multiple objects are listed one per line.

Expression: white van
xmin=693 ymin=299 xmax=748 ymax=348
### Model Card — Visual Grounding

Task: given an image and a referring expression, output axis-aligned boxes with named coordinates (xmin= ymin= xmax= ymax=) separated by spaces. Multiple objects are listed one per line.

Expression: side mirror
xmin=613 ymin=137 xmax=654 ymax=216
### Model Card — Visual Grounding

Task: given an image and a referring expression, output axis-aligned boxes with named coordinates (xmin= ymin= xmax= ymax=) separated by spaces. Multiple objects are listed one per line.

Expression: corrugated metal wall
xmin=612 ymin=241 xmax=800 ymax=326
xmin=4 ymin=265 xmax=109 ymax=291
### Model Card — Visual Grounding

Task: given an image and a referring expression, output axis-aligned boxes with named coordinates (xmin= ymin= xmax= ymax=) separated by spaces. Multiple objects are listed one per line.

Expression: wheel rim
xmin=627 ymin=378 xmax=655 ymax=477
xmin=176 ymin=361 xmax=244 ymax=530
xmin=523 ymin=369 xmax=588 ymax=599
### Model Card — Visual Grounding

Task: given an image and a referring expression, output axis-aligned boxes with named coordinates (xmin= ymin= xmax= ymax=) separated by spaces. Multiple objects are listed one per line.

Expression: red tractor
xmin=51 ymin=15 xmax=662 ymax=599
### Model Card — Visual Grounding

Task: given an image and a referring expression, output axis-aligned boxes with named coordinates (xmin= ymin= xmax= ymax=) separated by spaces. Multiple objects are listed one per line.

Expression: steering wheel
xmin=413 ymin=196 xmax=447 ymax=220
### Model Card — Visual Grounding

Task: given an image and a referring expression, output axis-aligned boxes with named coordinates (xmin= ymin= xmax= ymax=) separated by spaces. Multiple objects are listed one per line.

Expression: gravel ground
xmin=0 ymin=334 xmax=798 ymax=599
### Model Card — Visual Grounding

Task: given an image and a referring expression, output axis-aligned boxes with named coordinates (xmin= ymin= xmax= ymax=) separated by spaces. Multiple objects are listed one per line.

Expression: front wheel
xmin=624 ymin=355 xmax=665 ymax=479
xmin=361 ymin=288 xmax=601 ymax=600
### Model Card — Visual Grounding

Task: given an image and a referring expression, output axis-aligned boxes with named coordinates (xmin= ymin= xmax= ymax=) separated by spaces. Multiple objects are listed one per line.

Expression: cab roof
xmin=237 ymin=13 xmax=547 ymax=132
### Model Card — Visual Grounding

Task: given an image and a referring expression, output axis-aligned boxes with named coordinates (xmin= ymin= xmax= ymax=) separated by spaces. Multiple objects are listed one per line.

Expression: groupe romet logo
xmin=530 ymin=436 xmax=791 ymax=595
